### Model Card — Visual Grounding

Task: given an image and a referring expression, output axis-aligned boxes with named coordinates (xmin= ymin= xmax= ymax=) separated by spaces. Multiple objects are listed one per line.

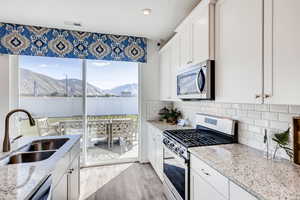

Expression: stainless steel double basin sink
xmin=0 ymin=138 xmax=69 ymax=165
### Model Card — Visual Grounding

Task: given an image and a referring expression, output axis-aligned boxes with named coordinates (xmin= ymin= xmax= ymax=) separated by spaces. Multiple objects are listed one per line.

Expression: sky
xmin=19 ymin=56 xmax=138 ymax=89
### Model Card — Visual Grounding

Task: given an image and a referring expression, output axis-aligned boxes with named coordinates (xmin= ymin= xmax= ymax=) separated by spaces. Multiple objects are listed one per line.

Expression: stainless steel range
xmin=162 ymin=114 xmax=238 ymax=200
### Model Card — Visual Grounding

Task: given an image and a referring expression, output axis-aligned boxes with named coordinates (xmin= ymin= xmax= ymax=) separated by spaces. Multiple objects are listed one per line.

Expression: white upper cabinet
xmin=264 ymin=0 xmax=300 ymax=105
xmin=215 ymin=0 xmax=263 ymax=103
xmin=177 ymin=0 xmax=216 ymax=69
xmin=179 ymin=25 xmax=193 ymax=67
xmin=159 ymin=45 xmax=171 ymax=101
xmin=170 ymin=35 xmax=180 ymax=100
xmin=192 ymin=3 xmax=215 ymax=64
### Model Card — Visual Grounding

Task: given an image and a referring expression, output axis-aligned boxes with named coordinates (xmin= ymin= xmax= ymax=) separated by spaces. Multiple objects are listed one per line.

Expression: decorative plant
xmin=272 ymin=128 xmax=293 ymax=160
xmin=158 ymin=107 xmax=182 ymax=124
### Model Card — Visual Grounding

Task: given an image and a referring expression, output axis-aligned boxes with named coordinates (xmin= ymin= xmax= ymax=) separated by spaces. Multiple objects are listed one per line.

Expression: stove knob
xmin=170 ymin=143 xmax=175 ymax=148
xmin=174 ymin=147 xmax=179 ymax=152
xmin=179 ymin=149 xmax=185 ymax=155
xmin=163 ymin=138 xmax=169 ymax=145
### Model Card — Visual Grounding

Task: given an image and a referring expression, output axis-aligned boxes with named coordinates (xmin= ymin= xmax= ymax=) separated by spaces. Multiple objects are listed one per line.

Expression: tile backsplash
xmin=174 ymin=101 xmax=300 ymax=159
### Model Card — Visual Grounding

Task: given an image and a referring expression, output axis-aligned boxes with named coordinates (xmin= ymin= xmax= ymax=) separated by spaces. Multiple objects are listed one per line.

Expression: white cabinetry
xmin=159 ymin=35 xmax=180 ymax=101
xmin=215 ymin=0 xmax=263 ymax=103
xmin=179 ymin=25 xmax=193 ymax=67
xmin=177 ymin=0 xmax=215 ymax=69
xmin=230 ymin=181 xmax=258 ymax=200
xmin=52 ymin=141 xmax=80 ymax=200
xmin=190 ymin=154 xmax=259 ymax=200
xmin=190 ymin=169 xmax=226 ymax=200
xmin=264 ymin=0 xmax=300 ymax=105
xmin=147 ymin=123 xmax=163 ymax=181
xmin=159 ymin=46 xmax=171 ymax=100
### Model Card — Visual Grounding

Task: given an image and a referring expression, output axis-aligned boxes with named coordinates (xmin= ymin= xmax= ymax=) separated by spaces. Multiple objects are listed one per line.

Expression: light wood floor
xmin=80 ymin=163 xmax=166 ymax=200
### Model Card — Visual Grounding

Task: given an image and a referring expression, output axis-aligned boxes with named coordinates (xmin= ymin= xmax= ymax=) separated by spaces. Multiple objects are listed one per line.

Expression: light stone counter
xmin=0 ymin=134 xmax=81 ymax=200
xmin=189 ymin=144 xmax=300 ymax=200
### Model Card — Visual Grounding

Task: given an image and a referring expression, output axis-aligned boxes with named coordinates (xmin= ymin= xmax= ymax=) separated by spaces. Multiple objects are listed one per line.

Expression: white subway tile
xmin=289 ymin=105 xmax=300 ymax=114
xmin=248 ymin=125 xmax=262 ymax=134
xmin=242 ymin=104 xmax=255 ymax=111
xmin=255 ymin=119 xmax=269 ymax=128
xmin=236 ymin=110 xmax=248 ymax=117
xmin=270 ymin=105 xmax=289 ymax=113
xmin=255 ymin=104 xmax=270 ymax=112
xmin=221 ymin=103 xmax=232 ymax=109
xmin=278 ymin=113 xmax=294 ymax=122
xmin=247 ymin=111 xmax=262 ymax=119
xmin=262 ymin=112 xmax=278 ymax=121
xmin=226 ymin=109 xmax=237 ymax=116
xmin=270 ymin=121 xmax=289 ymax=131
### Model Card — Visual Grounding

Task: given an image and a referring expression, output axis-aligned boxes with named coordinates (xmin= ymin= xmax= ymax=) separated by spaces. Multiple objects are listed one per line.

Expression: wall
xmin=174 ymin=101 xmax=300 ymax=159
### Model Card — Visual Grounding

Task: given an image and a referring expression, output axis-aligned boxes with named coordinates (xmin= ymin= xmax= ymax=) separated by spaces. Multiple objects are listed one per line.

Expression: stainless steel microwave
xmin=177 ymin=60 xmax=215 ymax=100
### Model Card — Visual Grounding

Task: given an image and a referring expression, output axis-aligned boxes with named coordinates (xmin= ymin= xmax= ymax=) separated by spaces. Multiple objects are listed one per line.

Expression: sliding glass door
xmin=85 ymin=60 xmax=139 ymax=165
xmin=17 ymin=55 xmax=139 ymax=166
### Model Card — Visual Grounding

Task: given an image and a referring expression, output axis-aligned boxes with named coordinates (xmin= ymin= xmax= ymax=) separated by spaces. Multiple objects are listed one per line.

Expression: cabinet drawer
xmin=230 ymin=181 xmax=258 ymax=200
xmin=190 ymin=154 xmax=229 ymax=199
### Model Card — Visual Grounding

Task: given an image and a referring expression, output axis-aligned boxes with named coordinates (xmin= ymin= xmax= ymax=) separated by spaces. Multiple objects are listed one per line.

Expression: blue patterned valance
xmin=0 ymin=22 xmax=147 ymax=63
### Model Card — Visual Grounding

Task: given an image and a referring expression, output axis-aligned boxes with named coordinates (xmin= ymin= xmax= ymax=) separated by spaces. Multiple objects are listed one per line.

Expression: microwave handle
xmin=196 ymin=68 xmax=206 ymax=93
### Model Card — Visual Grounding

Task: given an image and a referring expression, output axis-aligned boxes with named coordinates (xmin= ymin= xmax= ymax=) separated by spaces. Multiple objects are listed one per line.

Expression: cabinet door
xmin=170 ymin=35 xmax=180 ymax=100
xmin=230 ymin=181 xmax=257 ymax=200
xmin=215 ymin=0 xmax=263 ymax=103
xmin=192 ymin=5 xmax=212 ymax=64
xmin=179 ymin=25 xmax=193 ymax=67
xmin=68 ymin=156 xmax=80 ymax=200
xmin=190 ymin=169 xmax=226 ymax=200
xmin=264 ymin=0 xmax=300 ymax=105
xmin=159 ymin=47 xmax=171 ymax=100
xmin=155 ymin=132 xmax=163 ymax=181
xmin=147 ymin=125 xmax=156 ymax=166
xmin=52 ymin=172 xmax=68 ymax=200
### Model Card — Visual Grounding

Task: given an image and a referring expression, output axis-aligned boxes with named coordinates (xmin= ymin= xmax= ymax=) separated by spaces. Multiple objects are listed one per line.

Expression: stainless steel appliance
xmin=177 ymin=60 xmax=214 ymax=100
xmin=163 ymin=113 xmax=237 ymax=200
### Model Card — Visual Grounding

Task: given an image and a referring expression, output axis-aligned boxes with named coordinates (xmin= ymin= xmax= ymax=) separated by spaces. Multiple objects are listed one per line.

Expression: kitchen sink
xmin=27 ymin=138 xmax=69 ymax=151
xmin=2 ymin=151 xmax=56 ymax=165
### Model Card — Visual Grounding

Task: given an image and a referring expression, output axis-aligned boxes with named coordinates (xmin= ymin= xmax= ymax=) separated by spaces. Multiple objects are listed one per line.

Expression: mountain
xmin=20 ymin=69 xmax=104 ymax=96
xmin=106 ymin=83 xmax=138 ymax=96
xmin=20 ymin=68 xmax=138 ymax=97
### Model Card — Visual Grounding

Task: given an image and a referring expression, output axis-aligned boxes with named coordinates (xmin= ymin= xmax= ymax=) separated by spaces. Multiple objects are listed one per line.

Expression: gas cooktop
xmin=164 ymin=128 xmax=235 ymax=148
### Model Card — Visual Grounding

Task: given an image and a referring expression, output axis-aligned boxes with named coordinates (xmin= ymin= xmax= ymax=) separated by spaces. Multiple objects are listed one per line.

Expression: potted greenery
xmin=272 ymin=128 xmax=293 ymax=160
xmin=158 ymin=107 xmax=182 ymax=125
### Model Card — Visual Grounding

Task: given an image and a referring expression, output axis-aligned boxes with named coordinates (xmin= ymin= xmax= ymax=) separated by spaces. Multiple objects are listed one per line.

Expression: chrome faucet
xmin=3 ymin=109 xmax=35 ymax=152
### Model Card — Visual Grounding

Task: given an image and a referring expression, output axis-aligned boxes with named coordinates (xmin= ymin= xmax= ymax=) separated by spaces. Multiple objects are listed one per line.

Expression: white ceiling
xmin=0 ymin=0 xmax=201 ymax=41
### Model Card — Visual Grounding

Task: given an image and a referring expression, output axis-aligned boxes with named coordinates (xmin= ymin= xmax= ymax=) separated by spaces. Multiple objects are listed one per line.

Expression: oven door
xmin=163 ymin=146 xmax=189 ymax=200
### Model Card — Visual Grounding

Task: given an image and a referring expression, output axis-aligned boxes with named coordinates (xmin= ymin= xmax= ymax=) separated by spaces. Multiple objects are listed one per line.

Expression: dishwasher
xmin=29 ymin=175 xmax=52 ymax=200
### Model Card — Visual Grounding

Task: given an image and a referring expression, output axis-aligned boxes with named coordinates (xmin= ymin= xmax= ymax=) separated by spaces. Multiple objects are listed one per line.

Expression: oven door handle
xmin=164 ymin=146 xmax=187 ymax=165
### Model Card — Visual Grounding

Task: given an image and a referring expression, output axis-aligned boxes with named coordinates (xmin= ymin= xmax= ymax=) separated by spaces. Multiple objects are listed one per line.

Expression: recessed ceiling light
xmin=142 ymin=8 xmax=152 ymax=15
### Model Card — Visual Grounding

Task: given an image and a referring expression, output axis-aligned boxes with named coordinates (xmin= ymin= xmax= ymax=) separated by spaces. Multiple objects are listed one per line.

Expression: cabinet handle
xmin=187 ymin=61 xmax=192 ymax=64
xmin=264 ymin=94 xmax=271 ymax=98
xmin=201 ymin=169 xmax=210 ymax=176
xmin=255 ymin=94 xmax=261 ymax=99
xmin=68 ymin=168 xmax=74 ymax=174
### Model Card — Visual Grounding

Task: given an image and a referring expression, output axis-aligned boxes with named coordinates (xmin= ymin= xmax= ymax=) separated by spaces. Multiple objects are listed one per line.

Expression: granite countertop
xmin=189 ymin=144 xmax=300 ymax=200
xmin=147 ymin=120 xmax=192 ymax=132
xmin=0 ymin=134 xmax=81 ymax=200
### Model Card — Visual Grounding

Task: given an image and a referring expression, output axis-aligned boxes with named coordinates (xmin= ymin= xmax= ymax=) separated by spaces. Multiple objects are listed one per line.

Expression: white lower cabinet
xmin=190 ymin=155 xmax=258 ymax=200
xmin=190 ymin=169 xmax=226 ymax=200
xmin=52 ymin=142 xmax=80 ymax=200
xmin=229 ymin=181 xmax=258 ymax=200
xmin=52 ymin=172 xmax=68 ymax=200
xmin=147 ymin=123 xmax=164 ymax=181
